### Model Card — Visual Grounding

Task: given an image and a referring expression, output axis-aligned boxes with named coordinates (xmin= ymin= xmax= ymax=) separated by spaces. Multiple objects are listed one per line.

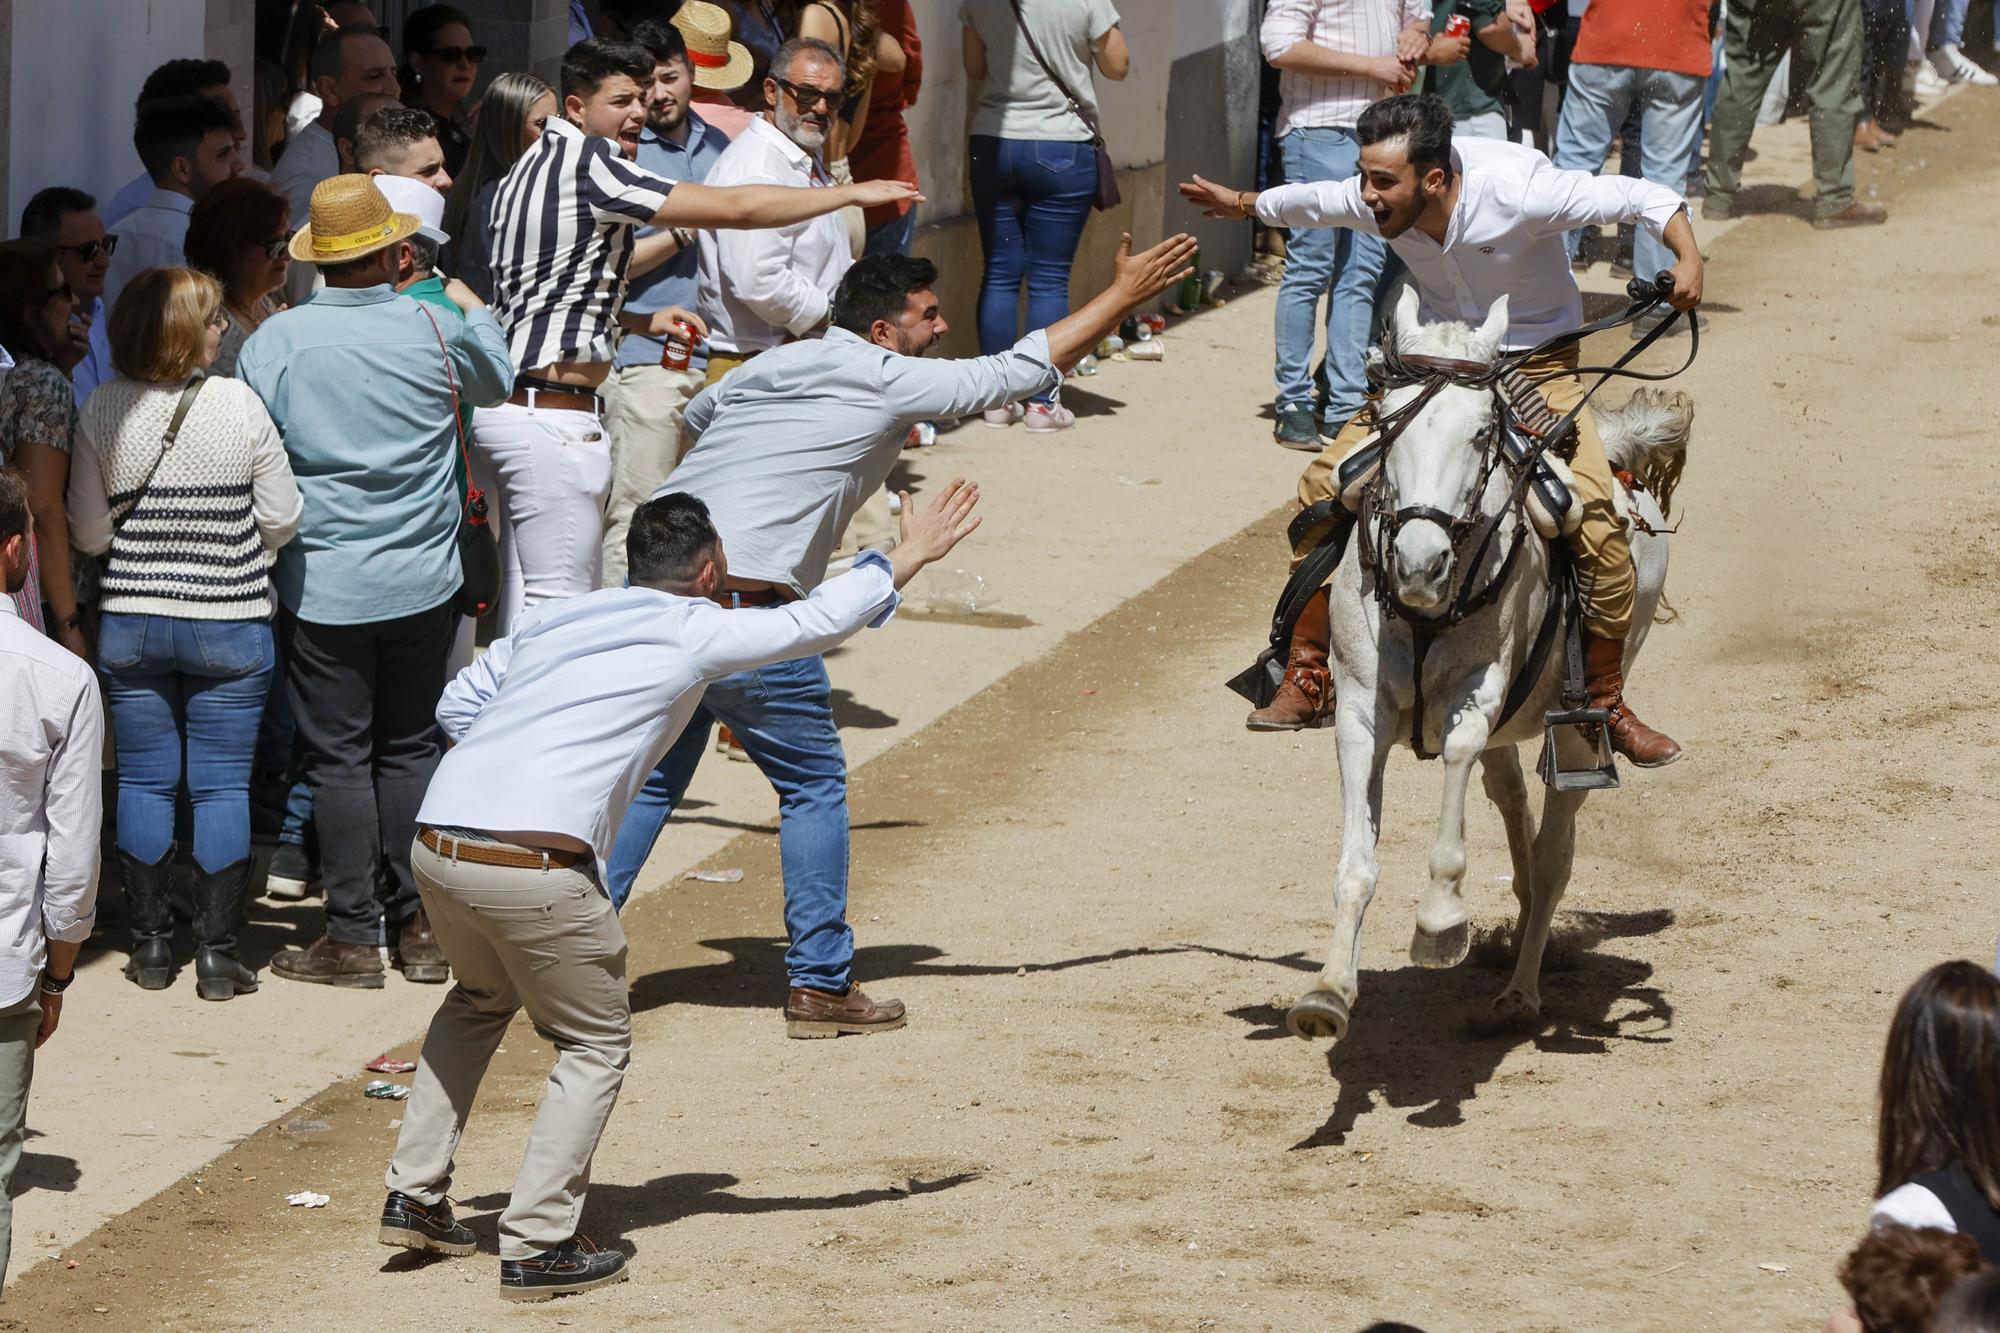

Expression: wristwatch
xmin=40 ymin=968 xmax=73 ymax=995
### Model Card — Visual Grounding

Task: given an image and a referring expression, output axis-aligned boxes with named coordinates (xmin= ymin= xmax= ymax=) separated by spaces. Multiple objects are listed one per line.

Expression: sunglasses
xmin=261 ymin=236 xmax=291 ymax=261
xmin=53 ymin=234 xmax=119 ymax=263
xmin=424 ymin=44 xmax=486 ymax=65
xmin=776 ymin=79 xmax=840 ymax=112
xmin=46 ymin=280 xmax=75 ymax=304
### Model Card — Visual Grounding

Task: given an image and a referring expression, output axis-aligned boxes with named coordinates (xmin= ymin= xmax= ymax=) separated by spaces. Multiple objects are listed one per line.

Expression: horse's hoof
xmin=1286 ymin=990 xmax=1350 ymax=1041
xmin=1409 ymin=920 xmax=1472 ymax=969
xmin=1491 ymin=988 xmax=1541 ymax=1027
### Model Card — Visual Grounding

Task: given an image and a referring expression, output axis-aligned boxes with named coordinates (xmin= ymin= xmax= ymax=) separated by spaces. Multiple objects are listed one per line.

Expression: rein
xmin=1366 ymin=277 xmax=1699 ymax=757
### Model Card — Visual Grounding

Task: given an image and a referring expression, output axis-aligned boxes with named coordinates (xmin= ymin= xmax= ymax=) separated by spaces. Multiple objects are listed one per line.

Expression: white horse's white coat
xmin=1285 ymin=290 xmax=1688 ymax=1041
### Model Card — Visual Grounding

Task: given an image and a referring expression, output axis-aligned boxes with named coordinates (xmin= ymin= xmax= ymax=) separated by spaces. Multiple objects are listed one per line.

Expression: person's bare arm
xmin=874 ymin=25 xmax=908 ymax=76
xmin=19 ymin=440 xmax=83 ymax=658
xmin=1094 ymin=25 xmax=1130 ymax=80
xmin=1043 ymin=232 xmax=1200 ymax=371
xmin=962 ymin=24 xmax=987 ymax=81
xmin=1660 ymin=210 xmax=1704 ymax=310
xmin=626 ymin=226 xmax=686 ymax=281
xmin=1270 ymin=41 xmax=1412 ymax=89
xmin=1477 ymin=10 xmax=1537 ymax=64
xmin=651 ymin=178 xmax=919 ymax=230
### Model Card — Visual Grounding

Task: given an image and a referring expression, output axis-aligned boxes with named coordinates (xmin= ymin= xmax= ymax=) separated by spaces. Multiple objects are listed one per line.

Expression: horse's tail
xmin=1598 ymin=387 xmax=1693 ymax=521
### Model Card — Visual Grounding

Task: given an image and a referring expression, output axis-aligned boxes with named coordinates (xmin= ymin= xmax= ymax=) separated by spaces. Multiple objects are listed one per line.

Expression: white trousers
xmin=471 ymin=399 xmax=612 ymax=636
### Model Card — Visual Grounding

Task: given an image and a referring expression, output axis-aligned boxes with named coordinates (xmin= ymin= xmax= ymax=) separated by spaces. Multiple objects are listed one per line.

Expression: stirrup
xmin=1537 ymin=705 xmax=1620 ymax=791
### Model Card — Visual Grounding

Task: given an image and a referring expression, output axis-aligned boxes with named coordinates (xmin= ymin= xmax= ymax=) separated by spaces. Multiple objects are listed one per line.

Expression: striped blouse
xmin=487 ymin=115 xmax=675 ymax=372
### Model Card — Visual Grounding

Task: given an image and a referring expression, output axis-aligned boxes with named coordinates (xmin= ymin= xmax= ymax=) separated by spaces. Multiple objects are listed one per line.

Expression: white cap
xmin=371 ymin=174 xmax=449 ymax=245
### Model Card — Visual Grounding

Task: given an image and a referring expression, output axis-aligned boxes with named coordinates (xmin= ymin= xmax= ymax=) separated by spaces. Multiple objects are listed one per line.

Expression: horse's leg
xmin=1410 ymin=702 xmax=1491 ymax=968
xmin=1493 ymin=786 xmax=1589 ymax=1023
xmin=1287 ymin=700 xmax=1393 ymax=1041
xmin=1477 ymin=746 xmax=1536 ymax=953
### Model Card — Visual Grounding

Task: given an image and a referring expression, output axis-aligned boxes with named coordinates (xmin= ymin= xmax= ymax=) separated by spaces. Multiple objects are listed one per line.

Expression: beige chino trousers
xmin=601 ymin=362 xmax=707 ymax=587
xmin=386 ymin=834 xmax=630 ymax=1260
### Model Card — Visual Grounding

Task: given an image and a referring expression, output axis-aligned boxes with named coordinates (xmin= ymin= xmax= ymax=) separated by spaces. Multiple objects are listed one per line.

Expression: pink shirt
xmin=1261 ymin=0 xmax=1434 ymax=137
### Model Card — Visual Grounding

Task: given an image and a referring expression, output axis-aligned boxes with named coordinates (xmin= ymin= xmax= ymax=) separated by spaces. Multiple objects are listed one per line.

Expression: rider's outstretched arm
xmin=1177 ymin=173 xmax=1375 ymax=233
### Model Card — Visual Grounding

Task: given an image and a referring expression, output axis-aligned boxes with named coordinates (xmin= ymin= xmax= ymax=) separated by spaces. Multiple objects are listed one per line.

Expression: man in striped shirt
xmin=475 ymin=39 xmax=915 ymax=633
xmin=1260 ymin=0 xmax=1459 ymax=450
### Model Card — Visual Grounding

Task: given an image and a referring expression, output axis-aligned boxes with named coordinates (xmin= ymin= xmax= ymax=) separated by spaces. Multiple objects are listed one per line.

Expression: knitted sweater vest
xmin=81 ymin=377 xmax=273 ymax=620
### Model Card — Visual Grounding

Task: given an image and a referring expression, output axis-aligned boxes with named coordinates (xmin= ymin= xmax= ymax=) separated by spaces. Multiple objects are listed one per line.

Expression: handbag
xmin=415 ymin=304 xmax=500 ymax=618
xmin=111 ymin=376 xmax=205 ymax=534
xmin=1005 ymin=0 xmax=1121 ymax=211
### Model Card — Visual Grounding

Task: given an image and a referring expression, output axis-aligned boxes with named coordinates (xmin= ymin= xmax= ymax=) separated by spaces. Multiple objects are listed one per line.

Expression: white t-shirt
xmin=961 ymin=0 xmax=1120 ymax=141
xmin=1872 ymin=1182 xmax=1956 ymax=1232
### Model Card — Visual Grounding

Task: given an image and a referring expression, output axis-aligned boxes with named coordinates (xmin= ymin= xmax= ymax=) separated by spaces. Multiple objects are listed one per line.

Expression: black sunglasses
xmin=261 ymin=236 xmax=291 ymax=261
xmin=53 ymin=234 xmax=119 ymax=263
xmin=46 ymin=280 xmax=75 ymax=304
xmin=775 ymin=78 xmax=840 ymax=111
xmin=424 ymin=43 xmax=486 ymax=65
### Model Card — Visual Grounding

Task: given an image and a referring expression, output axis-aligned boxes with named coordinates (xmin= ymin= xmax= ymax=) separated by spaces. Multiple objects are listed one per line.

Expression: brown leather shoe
xmin=271 ymin=933 xmax=386 ymax=989
xmin=1852 ymin=118 xmax=1884 ymax=152
xmin=396 ymin=909 xmax=450 ymax=984
xmin=1582 ymin=634 xmax=1682 ymax=768
xmin=1811 ymin=200 xmax=1889 ymax=230
xmin=1247 ymin=585 xmax=1334 ymax=731
xmin=785 ymin=985 xmax=907 ymax=1039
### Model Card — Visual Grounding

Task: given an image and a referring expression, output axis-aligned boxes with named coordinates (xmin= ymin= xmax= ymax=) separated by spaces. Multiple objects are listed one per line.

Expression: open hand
xmin=1177 ymin=176 xmax=1249 ymax=220
xmin=1113 ymin=232 xmax=1200 ymax=307
xmin=896 ymin=478 xmax=982 ymax=568
xmin=846 ymin=179 xmax=925 ymax=210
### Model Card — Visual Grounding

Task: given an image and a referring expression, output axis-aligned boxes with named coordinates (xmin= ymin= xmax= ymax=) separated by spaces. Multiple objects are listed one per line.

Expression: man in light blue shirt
xmin=607 ymin=233 xmax=1199 ymax=1038
xmin=238 ymin=175 xmax=514 ymax=993
xmin=16 ymin=189 xmax=115 ymax=407
xmin=602 ymin=20 xmax=733 ymax=586
xmin=379 ymin=483 xmax=980 ymax=1297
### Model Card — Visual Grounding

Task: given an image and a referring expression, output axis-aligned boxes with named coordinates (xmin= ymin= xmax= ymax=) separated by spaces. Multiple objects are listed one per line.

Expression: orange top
xmin=1570 ymin=0 xmax=1714 ymax=78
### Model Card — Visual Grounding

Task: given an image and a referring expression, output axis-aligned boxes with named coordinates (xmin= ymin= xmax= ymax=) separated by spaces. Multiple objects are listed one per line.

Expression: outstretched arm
xmin=652 ymin=178 xmax=921 ymax=230
xmin=1178 ymin=173 xmax=1375 ymax=235
xmin=1043 ymin=232 xmax=1199 ymax=370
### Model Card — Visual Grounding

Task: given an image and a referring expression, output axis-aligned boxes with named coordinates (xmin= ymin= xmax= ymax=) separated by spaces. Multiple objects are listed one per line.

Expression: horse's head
xmin=1379 ymin=288 xmax=1510 ymax=613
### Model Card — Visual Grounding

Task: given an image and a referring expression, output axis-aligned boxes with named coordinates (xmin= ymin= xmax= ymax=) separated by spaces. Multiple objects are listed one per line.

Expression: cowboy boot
xmin=192 ymin=859 xmax=259 ymax=1002
xmin=118 ymin=848 xmax=176 ymax=989
xmin=1247 ymin=586 xmax=1334 ymax=732
xmin=1582 ymin=634 xmax=1683 ymax=767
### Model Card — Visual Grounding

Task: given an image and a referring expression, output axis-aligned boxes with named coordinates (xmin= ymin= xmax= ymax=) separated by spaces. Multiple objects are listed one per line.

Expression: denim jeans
xmin=605 ymin=652 xmax=851 ymax=992
xmin=1274 ymin=126 xmax=1385 ymax=425
xmin=863 ymin=208 xmax=918 ymax=258
xmin=98 ymin=613 xmax=275 ymax=874
xmin=969 ymin=135 xmax=1096 ymax=405
xmin=1552 ymin=62 xmax=1707 ymax=282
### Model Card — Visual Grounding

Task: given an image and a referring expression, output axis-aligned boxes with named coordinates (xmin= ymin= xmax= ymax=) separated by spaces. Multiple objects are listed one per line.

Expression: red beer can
xmin=661 ymin=319 xmax=697 ymax=371
xmin=1444 ymin=13 xmax=1471 ymax=36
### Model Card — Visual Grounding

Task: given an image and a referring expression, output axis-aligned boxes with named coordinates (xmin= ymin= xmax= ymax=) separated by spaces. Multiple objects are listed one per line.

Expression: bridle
xmin=1355 ymin=276 xmax=1703 ymax=756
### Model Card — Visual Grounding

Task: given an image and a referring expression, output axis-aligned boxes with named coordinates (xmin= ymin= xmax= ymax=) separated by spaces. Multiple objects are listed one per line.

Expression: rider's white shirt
xmin=1255 ymin=137 xmax=1688 ymax=350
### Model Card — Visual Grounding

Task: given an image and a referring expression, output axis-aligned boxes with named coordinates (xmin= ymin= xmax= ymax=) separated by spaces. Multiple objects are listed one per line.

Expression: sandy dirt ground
xmin=7 ymin=90 xmax=1999 ymax=1332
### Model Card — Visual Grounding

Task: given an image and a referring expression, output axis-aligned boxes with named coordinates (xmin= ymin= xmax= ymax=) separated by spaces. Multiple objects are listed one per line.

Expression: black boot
xmin=192 ymin=859 xmax=259 ymax=1001
xmin=118 ymin=848 xmax=175 ymax=989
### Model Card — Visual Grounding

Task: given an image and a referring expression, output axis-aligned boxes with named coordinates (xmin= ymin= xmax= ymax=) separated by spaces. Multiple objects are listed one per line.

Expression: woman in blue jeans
xmin=68 ymin=268 xmax=302 ymax=1000
xmin=961 ymin=0 xmax=1127 ymax=433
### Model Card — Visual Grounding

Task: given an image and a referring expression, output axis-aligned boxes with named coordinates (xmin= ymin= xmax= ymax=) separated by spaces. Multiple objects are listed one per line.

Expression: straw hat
xmin=672 ymin=1 xmax=753 ymax=92
xmin=288 ymin=174 xmax=424 ymax=265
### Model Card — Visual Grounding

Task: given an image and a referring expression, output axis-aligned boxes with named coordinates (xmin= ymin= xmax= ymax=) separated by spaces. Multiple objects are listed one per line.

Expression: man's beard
xmin=649 ymin=101 xmax=687 ymax=135
xmin=776 ymin=107 xmax=829 ymax=153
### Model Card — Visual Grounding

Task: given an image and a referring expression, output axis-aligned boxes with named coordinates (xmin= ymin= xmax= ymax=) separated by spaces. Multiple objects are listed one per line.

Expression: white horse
xmin=1286 ymin=288 xmax=1691 ymax=1042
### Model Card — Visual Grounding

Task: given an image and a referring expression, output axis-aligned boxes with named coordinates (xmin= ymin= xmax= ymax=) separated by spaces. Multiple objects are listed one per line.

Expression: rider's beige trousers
xmin=1290 ymin=347 xmax=1634 ymax=642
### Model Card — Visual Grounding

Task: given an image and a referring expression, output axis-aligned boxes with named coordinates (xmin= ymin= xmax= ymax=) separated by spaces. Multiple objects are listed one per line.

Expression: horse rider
xmin=1181 ymin=93 xmax=1703 ymax=767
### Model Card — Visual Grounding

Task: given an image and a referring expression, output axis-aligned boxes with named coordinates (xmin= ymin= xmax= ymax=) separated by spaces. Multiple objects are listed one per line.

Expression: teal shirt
xmin=238 ymin=284 xmax=513 ymax=625
xmin=403 ymin=275 xmax=475 ymax=499
xmin=1428 ymin=0 xmax=1511 ymax=122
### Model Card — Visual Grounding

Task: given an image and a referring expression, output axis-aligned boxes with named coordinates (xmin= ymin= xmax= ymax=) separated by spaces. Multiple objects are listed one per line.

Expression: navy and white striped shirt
xmin=488 ymin=116 xmax=676 ymax=371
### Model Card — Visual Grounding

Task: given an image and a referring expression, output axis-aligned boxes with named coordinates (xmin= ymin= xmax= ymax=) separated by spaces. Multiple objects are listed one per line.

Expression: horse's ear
xmin=1393 ymin=283 xmax=1422 ymax=349
xmin=1476 ymin=295 xmax=1511 ymax=359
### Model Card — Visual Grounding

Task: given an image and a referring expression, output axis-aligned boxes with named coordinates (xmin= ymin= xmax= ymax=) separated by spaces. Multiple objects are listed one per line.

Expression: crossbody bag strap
xmin=415 ymin=303 xmax=474 ymax=512
xmin=112 ymin=376 xmax=205 ymax=534
xmin=1004 ymin=0 xmax=1106 ymax=146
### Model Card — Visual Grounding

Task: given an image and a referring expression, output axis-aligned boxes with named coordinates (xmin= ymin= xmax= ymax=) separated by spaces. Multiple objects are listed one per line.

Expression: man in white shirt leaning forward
xmin=0 ymin=472 xmax=101 ymax=1285
xmin=376 ymin=480 xmax=982 ymax=1302
xmin=1182 ymin=93 xmax=1703 ymax=767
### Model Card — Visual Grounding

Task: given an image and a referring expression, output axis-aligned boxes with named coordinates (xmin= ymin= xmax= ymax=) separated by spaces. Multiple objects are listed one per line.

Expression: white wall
xmin=905 ymin=0 xmax=1254 ymax=223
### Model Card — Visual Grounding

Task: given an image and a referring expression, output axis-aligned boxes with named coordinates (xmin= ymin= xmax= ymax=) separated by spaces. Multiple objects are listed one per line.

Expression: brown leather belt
xmin=507 ymin=375 xmax=602 ymax=413
xmin=420 ymin=827 xmax=587 ymax=869
xmin=710 ymin=586 xmax=788 ymax=608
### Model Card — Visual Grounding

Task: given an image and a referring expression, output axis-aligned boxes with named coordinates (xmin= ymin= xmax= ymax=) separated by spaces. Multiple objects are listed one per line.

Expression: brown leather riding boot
xmin=1246 ymin=585 xmax=1333 ymax=732
xmin=1582 ymin=634 xmax=1683 ymax=768
xmin=395 ymin=909 xmax=450 ymax=984
xmin=785 ymin=985 xmax=907 ymax=1039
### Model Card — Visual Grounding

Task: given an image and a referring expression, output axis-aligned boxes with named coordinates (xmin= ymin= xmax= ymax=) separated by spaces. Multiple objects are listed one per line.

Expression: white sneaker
xmin=1914 ymin=61 xmax=1950 ymax=97
xmin=1024 ymin=400 xmax=1076 ymax=432
xmin=981 ymin=403 xmax=1025 ymax=429
xmin=1938 ymin=43 xmax=1999 ymax=85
